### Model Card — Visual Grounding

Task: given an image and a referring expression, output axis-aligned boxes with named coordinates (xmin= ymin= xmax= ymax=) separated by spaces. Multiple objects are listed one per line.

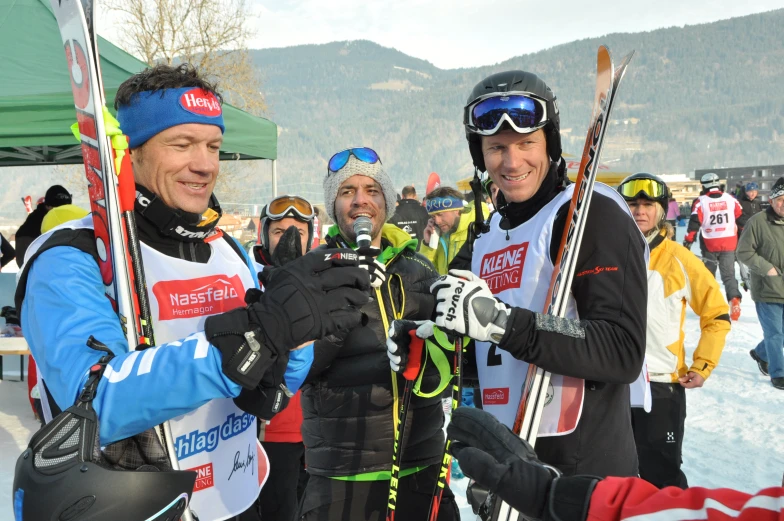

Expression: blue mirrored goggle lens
xmin=328 ymin=147 xmax=381 ymax=172
xmin=328 ymin=150 xmax=351 ymax=172
xmin=351 ymin=147 xmax=379 ymax=164
xmin=471 ymin=95 xmax=544 ymax=131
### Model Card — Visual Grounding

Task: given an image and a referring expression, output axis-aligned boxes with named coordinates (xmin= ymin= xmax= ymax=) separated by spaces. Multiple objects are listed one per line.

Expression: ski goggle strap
xmin=328 ymin=147 xmax=381 ymax=173
xmin=266 ymin=195 xmax=315 ymax=221
xmin=618 ymin=178 xmax=666 ymax=201
xmin=426 ymin=196 xmax=464 ymax=215
xmin=465 ymin=93 xmax=548 ymax=136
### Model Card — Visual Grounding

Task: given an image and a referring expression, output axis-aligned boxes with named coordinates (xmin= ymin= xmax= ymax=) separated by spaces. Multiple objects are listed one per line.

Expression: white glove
xmin=430 ymin=269 xmax=510 ymax=343
xmin=357 ymin=247 xmax=386 ymax=289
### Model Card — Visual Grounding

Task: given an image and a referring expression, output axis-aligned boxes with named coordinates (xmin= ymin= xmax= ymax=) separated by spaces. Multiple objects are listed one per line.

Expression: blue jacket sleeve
xmin=22 ymin=246 xmax=241 ymax=445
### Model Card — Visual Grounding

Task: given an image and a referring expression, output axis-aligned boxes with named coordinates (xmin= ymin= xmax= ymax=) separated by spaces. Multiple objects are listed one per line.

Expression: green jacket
xmin=737 ymin=207 xmax=784 ymax=304
xmin=420 ymin=210 xmax=474 ymax=275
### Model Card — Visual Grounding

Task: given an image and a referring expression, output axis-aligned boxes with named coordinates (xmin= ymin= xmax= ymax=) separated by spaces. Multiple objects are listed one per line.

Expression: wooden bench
xmin=0 ymin=337 xmax=30 ymax=381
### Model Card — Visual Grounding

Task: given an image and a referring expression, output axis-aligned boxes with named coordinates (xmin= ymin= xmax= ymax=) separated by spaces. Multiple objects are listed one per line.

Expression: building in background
xmin=694 ymin=164 xmax=784 ymax=202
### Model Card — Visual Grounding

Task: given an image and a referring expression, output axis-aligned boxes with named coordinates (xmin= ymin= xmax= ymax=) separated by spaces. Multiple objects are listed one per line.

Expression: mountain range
xmin=4 ymin=9 xmax=784 ymax=223
xmin=251 ymin=8 xmax=784 ymax=204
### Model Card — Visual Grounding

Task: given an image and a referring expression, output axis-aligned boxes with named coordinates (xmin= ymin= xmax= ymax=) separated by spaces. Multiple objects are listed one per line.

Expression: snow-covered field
xmin=2 ymin=246 xmax=783 ymax=519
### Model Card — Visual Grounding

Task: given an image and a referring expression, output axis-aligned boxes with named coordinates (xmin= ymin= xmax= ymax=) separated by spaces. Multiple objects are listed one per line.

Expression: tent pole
xmin=272 ymin=159 xmax=278 ymax=198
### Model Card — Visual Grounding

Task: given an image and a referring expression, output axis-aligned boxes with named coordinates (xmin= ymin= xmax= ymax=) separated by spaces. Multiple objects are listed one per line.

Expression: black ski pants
xmin=701 ymin=246 xmax=741 ymax=301
xmin=254 ymin=441 xmax=308 ymax=521
xmin=299 ymin=465 xmax=458 ymax=521
xmin=631 ymin=382 xmax=688 ymax=489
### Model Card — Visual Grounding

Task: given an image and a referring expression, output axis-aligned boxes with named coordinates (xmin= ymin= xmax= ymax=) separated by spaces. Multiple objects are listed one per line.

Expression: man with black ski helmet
xmin=395 ymin=69 xmax=648 ymax=480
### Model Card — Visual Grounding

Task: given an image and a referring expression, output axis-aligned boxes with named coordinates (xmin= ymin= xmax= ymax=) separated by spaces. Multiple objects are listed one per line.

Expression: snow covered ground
xmin=2 ymin=242 xmax=783 ymax=519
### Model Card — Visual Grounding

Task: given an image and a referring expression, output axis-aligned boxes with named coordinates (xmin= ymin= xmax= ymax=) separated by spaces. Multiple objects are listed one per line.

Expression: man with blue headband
xmin=14 ymin=64 xmax=369 ymax=521
xmin=421 ymin=186 xmax=473 ymax=275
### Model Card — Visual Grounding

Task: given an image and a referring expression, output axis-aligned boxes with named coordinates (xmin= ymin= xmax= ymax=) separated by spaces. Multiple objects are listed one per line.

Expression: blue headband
xmin=426 ymin=196 xmax=464 ymax=214
xmin=117 ymin=87 xmax=225 ymax=148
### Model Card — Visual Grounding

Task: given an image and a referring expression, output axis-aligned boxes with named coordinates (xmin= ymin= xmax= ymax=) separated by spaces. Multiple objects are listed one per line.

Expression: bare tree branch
xmin=105 ymin=0 xmax=266 ymax=115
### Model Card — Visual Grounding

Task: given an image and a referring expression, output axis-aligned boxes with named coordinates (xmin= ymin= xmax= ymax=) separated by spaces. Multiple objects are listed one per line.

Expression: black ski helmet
xmin=464 ymin=70 xmax=562 ymax=172
xmin=617 ymin=172 xmax=670 ymax=213
xmin=12 ymin=356 xmax=196 ymax=521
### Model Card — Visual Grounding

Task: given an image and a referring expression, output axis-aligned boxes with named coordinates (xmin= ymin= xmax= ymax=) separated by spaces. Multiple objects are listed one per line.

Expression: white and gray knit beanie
xmin=322 ymin=154 xmax=397 ymax=222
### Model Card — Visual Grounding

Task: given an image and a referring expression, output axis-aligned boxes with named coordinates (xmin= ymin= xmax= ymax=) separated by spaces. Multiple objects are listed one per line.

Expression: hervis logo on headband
xmin=179 ymin=88 xmax=222 ymax=117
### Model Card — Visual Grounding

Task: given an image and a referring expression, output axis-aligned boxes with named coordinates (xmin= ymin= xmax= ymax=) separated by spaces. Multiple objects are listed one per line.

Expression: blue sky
xmin=248 ymin=0 xmax=784 ymax=68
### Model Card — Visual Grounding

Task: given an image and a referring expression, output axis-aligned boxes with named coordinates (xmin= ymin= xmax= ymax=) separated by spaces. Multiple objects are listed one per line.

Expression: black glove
xmin=357 ymin=246 xmax=386 ymax=289
xmin=233 ymin=381 xmax=291 ymax=421
xmin=448 ymin=408 xmax=598 ymax=521
xmin=682 ymin=239 xmax=693 ymax=248
xmin=205 ymin=249 xmax=370 ymax=390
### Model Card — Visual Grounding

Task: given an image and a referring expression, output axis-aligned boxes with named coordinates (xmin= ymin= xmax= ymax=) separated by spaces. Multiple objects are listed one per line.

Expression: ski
xmin=49 ymin=1 xmax=191 ymax=519
xmin=488 ymin=45 xmax=634 ymax=521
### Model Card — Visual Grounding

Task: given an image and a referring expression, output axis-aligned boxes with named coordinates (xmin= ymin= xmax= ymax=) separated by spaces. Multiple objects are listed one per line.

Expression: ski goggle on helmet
xmin=464 ymin=92 xmax=548 ymax=136
xmin=328 ymin=147 xmax=381 ymax=173
xmin=617 ymin=174 xmax=668 ymax=203
xmin=265 ymin=195 xmax=315 ymax=221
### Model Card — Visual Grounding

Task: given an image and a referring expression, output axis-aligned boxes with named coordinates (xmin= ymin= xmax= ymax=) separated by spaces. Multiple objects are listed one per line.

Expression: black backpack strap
xmin=15 ymin=228 xmax=99 ymax=321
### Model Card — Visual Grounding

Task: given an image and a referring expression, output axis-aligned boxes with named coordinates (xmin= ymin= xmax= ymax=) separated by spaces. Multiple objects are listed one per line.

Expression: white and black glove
xmin=430 ymin=269 xmax=510 ymax=343
xmin=387 ymin=320 xmax=431 ymax=377
xmin=358 ymin=246 xmax=387 ymax=289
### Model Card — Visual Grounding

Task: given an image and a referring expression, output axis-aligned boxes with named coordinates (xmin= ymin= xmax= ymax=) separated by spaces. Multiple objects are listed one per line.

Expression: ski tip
xmin=597 ymin=45 xmax=612 ymax=71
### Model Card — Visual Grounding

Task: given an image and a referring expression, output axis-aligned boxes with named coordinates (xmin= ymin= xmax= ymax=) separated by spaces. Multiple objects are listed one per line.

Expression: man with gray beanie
xmin=298 ymin=147 xmax=459 ymax=520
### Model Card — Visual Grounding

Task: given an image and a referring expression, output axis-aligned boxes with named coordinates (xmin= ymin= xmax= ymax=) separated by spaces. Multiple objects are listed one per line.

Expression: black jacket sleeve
xmin=0 ymin=235 xmax=15 ymax=268
xmin=496 ymin=193 xmax=647 ymax=385
xmin=448 ymin=239 xmax=473 ymax=271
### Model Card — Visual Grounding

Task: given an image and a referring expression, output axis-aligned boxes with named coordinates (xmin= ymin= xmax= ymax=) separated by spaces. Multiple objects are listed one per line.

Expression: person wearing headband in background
xmin=420 ymin=186 xmax=475 ymax=275
xmin=618 ymin=173 xmax=729 ymax=490
xmin=13 ymin=64 xmax=370 ymax=521
xmin=296 ymin=147 xmax=459 ymax=521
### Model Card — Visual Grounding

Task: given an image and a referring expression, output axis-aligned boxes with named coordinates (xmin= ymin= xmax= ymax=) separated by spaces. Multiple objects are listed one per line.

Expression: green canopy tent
xmin=0 ymin=0 xmax=277 ymax=167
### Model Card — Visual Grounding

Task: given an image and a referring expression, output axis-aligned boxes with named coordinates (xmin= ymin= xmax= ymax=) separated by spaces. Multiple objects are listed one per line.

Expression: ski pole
xmin=427 ymin=336 xmax=462 ymax=521
xmin=386 ymin=328 xmax=426 ymax=521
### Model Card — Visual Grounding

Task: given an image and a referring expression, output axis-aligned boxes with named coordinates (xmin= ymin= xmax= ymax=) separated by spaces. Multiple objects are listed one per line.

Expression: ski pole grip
xmin=403 ymin=330 xmax=425 ymax=381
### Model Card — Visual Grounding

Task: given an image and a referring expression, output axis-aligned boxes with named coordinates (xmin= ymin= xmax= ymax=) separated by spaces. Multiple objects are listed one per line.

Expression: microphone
xmin=354 ymin=216 xmax=373 ymax=249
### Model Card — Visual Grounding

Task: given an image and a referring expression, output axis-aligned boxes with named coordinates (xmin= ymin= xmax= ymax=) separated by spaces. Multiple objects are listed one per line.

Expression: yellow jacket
xmin=419 ymin=210 xmax=472 ymax=274
xmin=420 ymin=202 xmax=489 ymax=274
xmin=645 ymin=230 xmax=730 ymax=383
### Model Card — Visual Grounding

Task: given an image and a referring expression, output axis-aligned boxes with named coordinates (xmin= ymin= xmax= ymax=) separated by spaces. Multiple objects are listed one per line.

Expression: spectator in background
xmin=618 ymin=173 xmax=729 ymax=489
xmin=420 ymin=186 xmax=474 ymax=274
xmin=737 ymin=182 xmax=764 ymax=292
xmin=14 ymin=184 xmax=72 ymax=267
xmin=684 ymin=173 xmax=743 ymax=320
xmin=737 ymin=182 xmax=763 ymax=233
xmin=251 ymin=195 xmax=315 ymax=521
xmin=737 ymin=177 xmax=784 ymax=391
xmin=0 ymin=233 xmax=15 ymax=270
xmin=388 ymin=185 xmax=430 ymax=249
xmin=666 ymin=191 xmax=679 ymax=229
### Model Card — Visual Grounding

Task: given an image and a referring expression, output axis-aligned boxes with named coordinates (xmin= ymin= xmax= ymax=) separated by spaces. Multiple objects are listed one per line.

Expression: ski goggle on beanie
xmin=465 ymin=92 xmax=548 ymax=136
xmin=117 ymin=87 xmax=226 ymax=148
xmin=328 ymin=147 xmax=381 ymax=172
